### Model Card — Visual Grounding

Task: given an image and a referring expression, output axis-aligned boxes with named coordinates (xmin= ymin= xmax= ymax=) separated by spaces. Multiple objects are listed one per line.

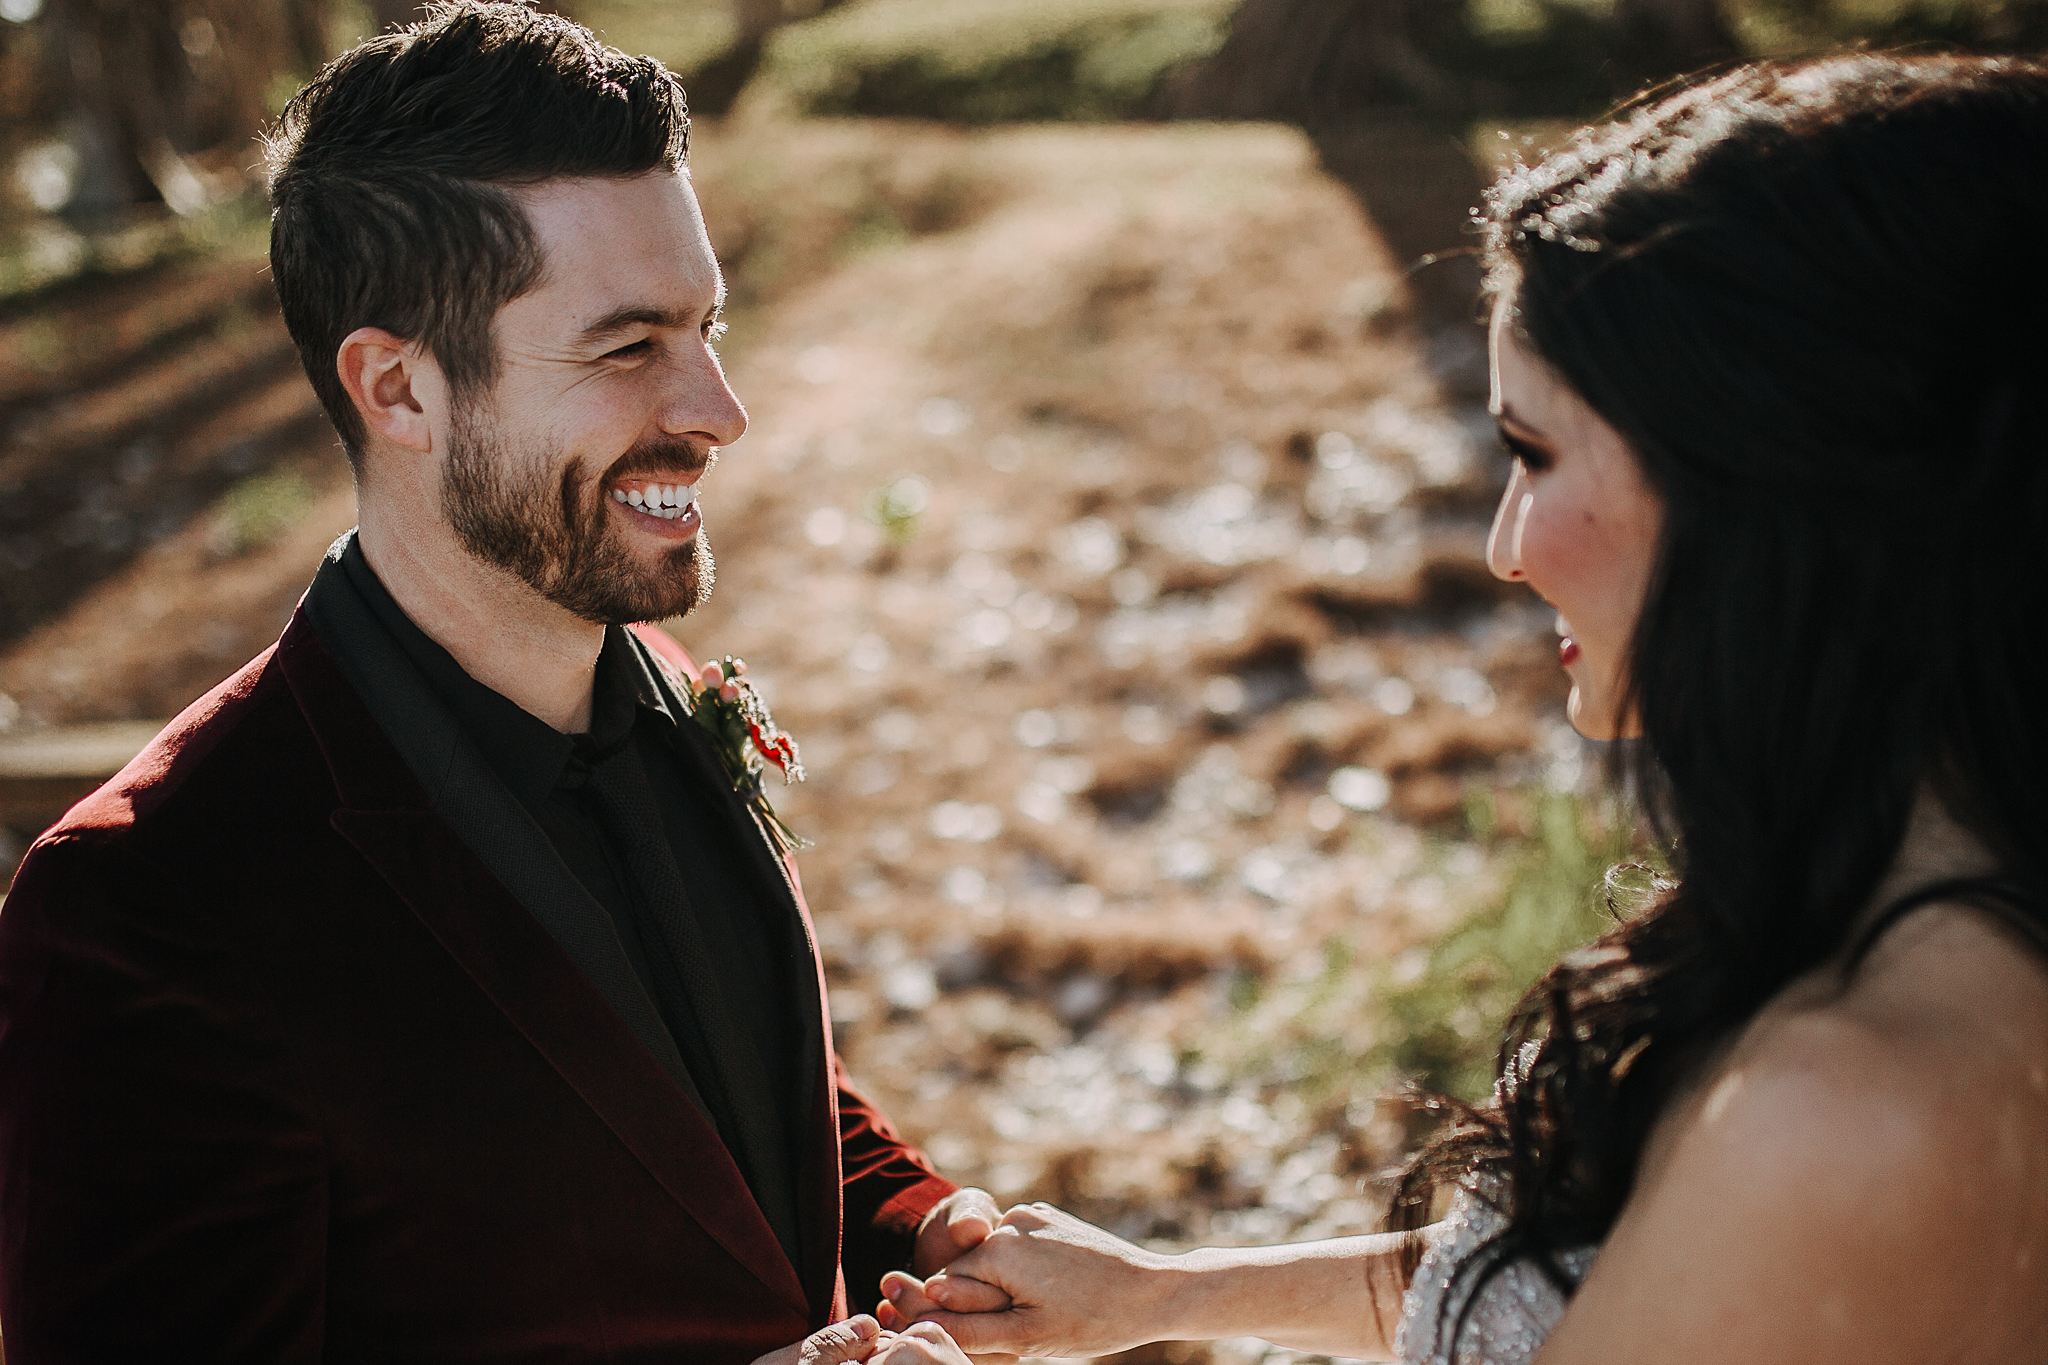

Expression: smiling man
xmin=0 ymin=5 xmax=994 ymax=1360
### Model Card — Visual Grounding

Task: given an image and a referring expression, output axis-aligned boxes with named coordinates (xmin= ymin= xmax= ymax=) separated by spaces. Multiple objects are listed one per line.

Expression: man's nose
xmin=659 ymin=346 xmax=748 ymax=450
xmin=1486 ymin=462 xmax=1530 ymax=582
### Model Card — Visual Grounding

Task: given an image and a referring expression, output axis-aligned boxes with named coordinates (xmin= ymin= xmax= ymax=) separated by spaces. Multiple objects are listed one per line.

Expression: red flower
xmin=748 ymin=720 xmax=796 ymax=774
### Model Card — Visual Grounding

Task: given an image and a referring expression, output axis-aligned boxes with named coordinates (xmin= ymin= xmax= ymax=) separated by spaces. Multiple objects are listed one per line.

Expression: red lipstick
xmin=1559 ymin=638 xmax=1580 ymax=666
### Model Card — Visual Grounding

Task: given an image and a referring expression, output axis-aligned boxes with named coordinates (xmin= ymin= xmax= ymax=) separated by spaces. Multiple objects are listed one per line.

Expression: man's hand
xmin=750 ymin=1314 xmax=886 ymax=1365
xmin=911 ymin=1187 xmax=1002 ymax=1278
xmin=878 ymin=1202 xmax=1175 ymax=1361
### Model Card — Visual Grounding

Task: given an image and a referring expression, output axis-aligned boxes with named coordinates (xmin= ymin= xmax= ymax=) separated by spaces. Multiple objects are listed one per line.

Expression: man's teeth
xmin=611 ymin=483 xmax=698 ymax=520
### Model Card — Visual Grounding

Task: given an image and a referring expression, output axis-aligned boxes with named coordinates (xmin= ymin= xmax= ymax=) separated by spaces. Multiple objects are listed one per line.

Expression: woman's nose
xmin=1486 ymin=462 xmax=1530 ymax=581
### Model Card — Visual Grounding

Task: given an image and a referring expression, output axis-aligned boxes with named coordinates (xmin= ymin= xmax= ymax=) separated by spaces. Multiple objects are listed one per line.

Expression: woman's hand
xmin=879 ymin=1202 xmax=1177 ymax=1360
xmin=881 ymin=1202 xmax=1433 ymax=1362
xmin=870 ymin=1322 xmax=976 ymax=1364
xmin=750 ymin=1314 xmax=887 ymax=1365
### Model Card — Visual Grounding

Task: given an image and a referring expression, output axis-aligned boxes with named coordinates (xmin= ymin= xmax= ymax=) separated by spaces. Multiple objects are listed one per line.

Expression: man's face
xmin=442 ymin=170 xmax=746 ymax=626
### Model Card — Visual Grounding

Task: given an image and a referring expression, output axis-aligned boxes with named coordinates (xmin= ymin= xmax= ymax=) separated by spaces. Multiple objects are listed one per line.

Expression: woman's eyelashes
xmin=1498 ymin=427 xmax=1554 ymax=472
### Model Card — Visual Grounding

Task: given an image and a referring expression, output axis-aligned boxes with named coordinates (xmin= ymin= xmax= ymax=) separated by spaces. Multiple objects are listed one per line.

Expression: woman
xmin=852 ymin=51 xmax=2048 ymax=1365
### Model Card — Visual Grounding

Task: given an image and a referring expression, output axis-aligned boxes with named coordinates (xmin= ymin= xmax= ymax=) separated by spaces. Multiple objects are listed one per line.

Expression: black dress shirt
xmin=314 ymin=534 xmax=810 ymax=1261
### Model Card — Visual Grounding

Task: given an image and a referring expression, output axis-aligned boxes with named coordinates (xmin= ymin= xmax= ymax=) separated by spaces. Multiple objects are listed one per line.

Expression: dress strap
xmin=1848 ymin=874 xmax=2048 ymax=967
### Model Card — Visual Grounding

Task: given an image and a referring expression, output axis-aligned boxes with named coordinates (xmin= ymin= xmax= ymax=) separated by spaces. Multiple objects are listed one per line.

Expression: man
xmin=0 ymin=4 xmax=996 ymax=1358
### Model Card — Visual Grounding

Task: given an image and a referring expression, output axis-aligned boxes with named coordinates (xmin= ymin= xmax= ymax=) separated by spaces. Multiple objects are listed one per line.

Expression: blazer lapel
xmin=276 ymin=607 xmax=811 ymax=1317
xmin=781 ymin=843 xmax=849 ymax=1325
xmin=625 ymin=626 xmax=846 ymax=1321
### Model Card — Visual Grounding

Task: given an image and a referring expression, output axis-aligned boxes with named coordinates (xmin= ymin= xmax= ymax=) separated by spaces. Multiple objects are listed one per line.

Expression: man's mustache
xmin=604 ymin=438 xmax=714 ymax=485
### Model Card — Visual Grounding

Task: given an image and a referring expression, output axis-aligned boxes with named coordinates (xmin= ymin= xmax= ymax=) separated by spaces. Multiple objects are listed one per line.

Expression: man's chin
xmin=586 ymin=535 xmax=713 ymax=626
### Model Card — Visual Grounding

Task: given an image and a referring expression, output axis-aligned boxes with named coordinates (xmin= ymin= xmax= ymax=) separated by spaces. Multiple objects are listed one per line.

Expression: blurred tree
xmin=37 ymin=0 xmax=332 ymax=222
xmin=1615 ymin=0 xmax=1738 ymax=73
xmin=690 ymin=0 xmax=853 ymax=116
xmin=367 ymin=0 xmax=572 ymax=34
xmin=1156 ymin=0 xmax=1746 ymax=125
xmin=1154 ymin=0 xmax=1480 ymax=123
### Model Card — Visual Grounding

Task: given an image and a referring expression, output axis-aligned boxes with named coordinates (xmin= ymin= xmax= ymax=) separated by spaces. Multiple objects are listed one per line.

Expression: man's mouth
xmin=610 ymin=477 xmax=699 ymax=522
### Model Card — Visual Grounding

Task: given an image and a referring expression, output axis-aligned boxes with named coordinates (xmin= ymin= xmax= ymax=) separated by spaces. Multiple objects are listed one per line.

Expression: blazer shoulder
xmin=37 ymin=636 xmax=332 ymax=874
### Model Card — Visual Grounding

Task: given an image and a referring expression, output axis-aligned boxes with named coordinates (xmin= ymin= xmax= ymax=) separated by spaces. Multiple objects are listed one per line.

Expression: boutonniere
xmin=682 ymin=655 xmax=810 ymax=855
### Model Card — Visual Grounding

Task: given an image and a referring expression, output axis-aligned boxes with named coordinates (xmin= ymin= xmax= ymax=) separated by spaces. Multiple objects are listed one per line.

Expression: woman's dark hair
xmin=1386 ymin=52 xmax=2048 ymax=1346
xmin=265 ymin=1 xmax=690 ymax=462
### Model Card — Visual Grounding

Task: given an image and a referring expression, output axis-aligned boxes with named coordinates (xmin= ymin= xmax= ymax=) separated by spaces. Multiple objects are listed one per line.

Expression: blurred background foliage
xmin=4 ymin=0 xmax=2047 ymax=288
xmin=1200 ymin=790 xmax=1645 ymax=1110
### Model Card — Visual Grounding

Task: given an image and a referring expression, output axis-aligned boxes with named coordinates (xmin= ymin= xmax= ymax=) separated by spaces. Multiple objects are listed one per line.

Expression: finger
xmin=921 ymin=1272 xmax=1012 ymax=1314
xmin=875 ymin=1299 xmax=906 ymax=1332
xmin=799 ymin=1315 xmax=883 ymax=1365
xmin=880 ymin=1271 xmax=941 ymax=1323
xmin=906 ymin=1309 xmax=1034 ymax=1358
xmin=944 ymin=1187 xmax=1000 ymax=1246
xmin=874 ymin=1324 xmax=963 ymax=1365
xmin=994 ymin=1203 xmax=1050 ymax=1230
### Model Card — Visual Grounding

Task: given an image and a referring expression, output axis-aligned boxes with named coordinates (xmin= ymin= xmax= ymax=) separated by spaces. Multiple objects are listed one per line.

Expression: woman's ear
xmin=336 ymin=327 xmax=443 ymax=456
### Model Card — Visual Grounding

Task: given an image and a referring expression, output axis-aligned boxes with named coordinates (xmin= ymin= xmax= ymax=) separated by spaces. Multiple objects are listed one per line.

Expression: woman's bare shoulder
xmin=1534 ymin=901 xmax=2048 ymax=1365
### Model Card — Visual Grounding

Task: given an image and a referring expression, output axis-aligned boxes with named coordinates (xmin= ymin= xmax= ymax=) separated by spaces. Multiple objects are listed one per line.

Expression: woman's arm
xmin=880 ymin=1202 xmax=1436 ymax=1361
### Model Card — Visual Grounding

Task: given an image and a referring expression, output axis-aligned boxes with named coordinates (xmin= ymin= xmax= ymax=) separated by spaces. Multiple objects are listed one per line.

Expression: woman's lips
xmin=1553 ymin=613 xmax=1579 ymax=666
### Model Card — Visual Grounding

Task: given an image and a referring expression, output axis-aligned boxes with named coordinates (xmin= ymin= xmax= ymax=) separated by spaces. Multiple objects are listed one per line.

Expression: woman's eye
xmin=1499 ymin=430 xmax=1553 ymax=472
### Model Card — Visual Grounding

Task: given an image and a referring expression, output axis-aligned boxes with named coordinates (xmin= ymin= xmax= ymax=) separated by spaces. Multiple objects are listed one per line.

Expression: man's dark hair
xmin=265 ymin=1 xmax=690 ymax=463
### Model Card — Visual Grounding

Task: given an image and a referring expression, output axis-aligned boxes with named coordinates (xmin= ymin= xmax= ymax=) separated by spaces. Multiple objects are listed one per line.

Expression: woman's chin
xmin=1564 ymin=685 xmax=1642 ymax=743
xmin=1565 ymin=685 xmax=1615 ymax=742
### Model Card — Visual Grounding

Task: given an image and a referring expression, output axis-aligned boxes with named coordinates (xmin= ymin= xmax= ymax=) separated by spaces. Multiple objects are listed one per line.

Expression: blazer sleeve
xmin=836 ymin=1058 xmax=957 ymax=1310
xmin=0 ymin=835 xmax=328 ymax=1361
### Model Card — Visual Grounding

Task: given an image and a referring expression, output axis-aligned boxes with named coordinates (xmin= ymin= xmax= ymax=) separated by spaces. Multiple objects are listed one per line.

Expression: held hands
xmin=877 ymin=1202 xmax=1174 ymax=1360
xmin=748 ymin=1315 xmax=976 ymax=1365
xmin=913 ymin=1187 xmax=1004 ymax=1279
xmin=749 ymin=1189 xmax=1003 ymax=1365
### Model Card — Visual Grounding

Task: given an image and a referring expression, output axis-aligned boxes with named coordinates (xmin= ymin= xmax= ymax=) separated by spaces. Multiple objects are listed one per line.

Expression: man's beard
xmin=442 ymin=403 xmax=715 ymax=626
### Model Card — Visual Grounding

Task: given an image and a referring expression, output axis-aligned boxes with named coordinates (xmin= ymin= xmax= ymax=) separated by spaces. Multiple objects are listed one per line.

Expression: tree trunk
xmin=1156 ymin=0 xmax=1464 ymax=125
xmin=368 ymin=0 xmax=572 ymax=33
xmin=39 ymin=0 xmax=337 ymax=223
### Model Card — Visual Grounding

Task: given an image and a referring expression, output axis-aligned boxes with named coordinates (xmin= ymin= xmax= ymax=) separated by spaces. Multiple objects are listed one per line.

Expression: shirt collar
xmin=337 ymin=537 xmax=676 ymax=812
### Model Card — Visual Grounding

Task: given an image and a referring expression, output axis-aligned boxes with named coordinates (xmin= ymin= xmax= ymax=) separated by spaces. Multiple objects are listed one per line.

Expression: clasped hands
xmin=758 ymin=1191 xmax=1170 ymax=1365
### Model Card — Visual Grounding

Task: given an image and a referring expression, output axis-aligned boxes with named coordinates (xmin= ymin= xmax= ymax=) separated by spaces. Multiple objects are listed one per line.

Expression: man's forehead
xmin=506 ymin=171 xmax=722 ymax=328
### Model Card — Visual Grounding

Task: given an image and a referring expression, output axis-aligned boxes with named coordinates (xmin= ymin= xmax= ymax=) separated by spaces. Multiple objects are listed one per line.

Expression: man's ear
xmin=336 ymin=327 xmax=444 ymax=456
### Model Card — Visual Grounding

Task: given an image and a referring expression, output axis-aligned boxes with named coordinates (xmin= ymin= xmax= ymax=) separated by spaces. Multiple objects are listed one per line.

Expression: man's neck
xmin=355 ymin=513 xmax=603 ymax=735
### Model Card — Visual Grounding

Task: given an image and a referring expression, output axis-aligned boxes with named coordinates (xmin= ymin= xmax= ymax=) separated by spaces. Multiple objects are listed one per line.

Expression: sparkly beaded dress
xmin=1394 ymin=1185 xmax=1598 ymax=1365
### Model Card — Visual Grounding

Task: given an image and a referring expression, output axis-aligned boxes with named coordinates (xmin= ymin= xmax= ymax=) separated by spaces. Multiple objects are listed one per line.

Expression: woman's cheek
xmin=1517 ymin=501 xmax=1603 ymax=615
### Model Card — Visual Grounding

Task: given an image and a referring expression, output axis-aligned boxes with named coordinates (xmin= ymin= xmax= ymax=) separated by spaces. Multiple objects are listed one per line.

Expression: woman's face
xmin=1486 ymin=299 xmax=1665 ymax=741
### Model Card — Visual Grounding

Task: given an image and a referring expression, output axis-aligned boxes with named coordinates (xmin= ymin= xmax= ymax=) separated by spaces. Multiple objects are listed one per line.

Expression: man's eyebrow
xmin=574 ymin=298 xmax=723 ymax=349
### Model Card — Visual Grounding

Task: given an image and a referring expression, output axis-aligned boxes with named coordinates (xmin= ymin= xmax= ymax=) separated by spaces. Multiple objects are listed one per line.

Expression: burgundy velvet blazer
xmin=0 ymin=611 xmax=952 ymax=1361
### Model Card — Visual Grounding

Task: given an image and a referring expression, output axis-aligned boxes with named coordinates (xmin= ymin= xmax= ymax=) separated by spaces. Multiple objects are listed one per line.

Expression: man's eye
xmin=607 ymin=339 xmax=654 ymax=360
